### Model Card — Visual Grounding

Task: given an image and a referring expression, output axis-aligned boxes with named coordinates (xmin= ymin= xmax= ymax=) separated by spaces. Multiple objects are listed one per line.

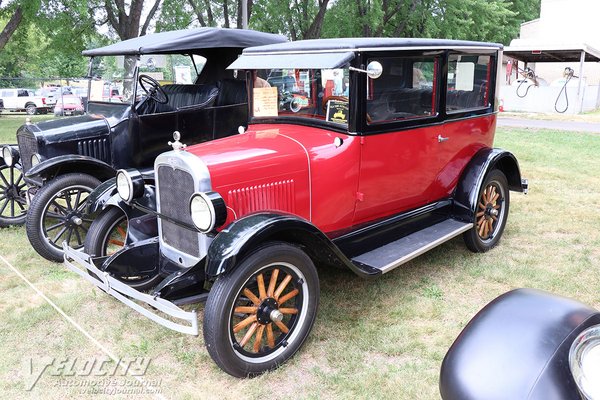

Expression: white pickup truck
xmin=0 ymin=88 xmax=52 ymax=115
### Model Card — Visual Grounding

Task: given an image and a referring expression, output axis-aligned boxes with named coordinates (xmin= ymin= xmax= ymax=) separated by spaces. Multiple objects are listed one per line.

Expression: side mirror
xmin=366 ymin=61 xmax=383 ymax=79
xmin=349 ymin=61 xmax=384 ymax=80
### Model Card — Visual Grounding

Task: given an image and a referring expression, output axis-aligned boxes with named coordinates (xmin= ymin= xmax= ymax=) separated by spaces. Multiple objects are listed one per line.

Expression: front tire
xmin=203 ymin=242 xmax=319 ymax=377
xmin=84 ymin=207 xmax=161 ymax=290
xmin=25 ymin=103 xmax=37 ymax=115
xmin=463 ymin=169 xmax=510 ymax=252
xmin=0 ymin=163 xmax=28 ymax=227
xmin=26 ymin=173 xmax=101 ymax=262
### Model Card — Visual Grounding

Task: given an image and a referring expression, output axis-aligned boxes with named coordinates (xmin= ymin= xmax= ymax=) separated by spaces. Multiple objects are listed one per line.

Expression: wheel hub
xmin=256 ymin=297 xmax=280 ymax=325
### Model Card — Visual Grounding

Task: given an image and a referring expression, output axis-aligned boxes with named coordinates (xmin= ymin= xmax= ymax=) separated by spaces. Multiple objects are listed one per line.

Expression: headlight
xmin=31 ymin=153 xmax=42 ymax=167
xmin=189 ymin=191 xmax=226 ymax=232
xmin=1 ymin=146 xmax=18 ymax=167
xmin=570 ymin=324 xmax=600 ymax=400
xmin=116 ymin=169 xmax=144 ymax=203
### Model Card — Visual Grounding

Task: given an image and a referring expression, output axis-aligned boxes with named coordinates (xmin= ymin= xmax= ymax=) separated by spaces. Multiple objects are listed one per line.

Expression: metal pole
xmin=577 ymin=50 xmax=585 ymax=113
xmin=242 ymin=0 xmax=248 ymax=29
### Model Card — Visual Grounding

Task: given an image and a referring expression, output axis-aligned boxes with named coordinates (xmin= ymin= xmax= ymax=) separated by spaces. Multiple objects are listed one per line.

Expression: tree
xmin=0 ymin=0 xmax=40 ymax=51
xmin=250 ymin=0 xmax=330 ymax=40
xmin=94 ymin=0 xmax=162 ymax=40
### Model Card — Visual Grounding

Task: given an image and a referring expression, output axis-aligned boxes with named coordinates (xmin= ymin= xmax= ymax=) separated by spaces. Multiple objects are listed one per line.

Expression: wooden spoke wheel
xmin=84 ymin=207 xmax=161 ymax=290
xmin=26 ymin=173 xmax=101 ymax=262
xmin=464 ymin=169 xmax=509 ymax=253
xmin=0 ymin=163 xmax=28 ymax=227
xmin=203 ymin=243 xmax=319 ymax=377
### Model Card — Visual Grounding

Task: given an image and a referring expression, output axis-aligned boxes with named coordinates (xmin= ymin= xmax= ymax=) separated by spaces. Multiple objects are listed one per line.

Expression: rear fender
xmin=205 ymin=212 xmax=380 ymax=279
xmin=453 ymin=148 xmax=525 ymax=222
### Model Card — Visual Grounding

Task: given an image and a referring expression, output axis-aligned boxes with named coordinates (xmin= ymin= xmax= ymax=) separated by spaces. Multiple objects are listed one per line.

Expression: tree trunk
xmin=0 ymin=6 xmax=24 ymax=51
xmin=304 ymin=0 xmax=329 ymax=39
xmin=223 ymin=0 xmax=230 ymax=28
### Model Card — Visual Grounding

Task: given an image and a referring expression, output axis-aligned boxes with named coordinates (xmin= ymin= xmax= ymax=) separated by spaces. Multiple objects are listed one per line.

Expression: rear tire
xmin=26 ymin=173 xmax=101 ymax=262
xmin=84 ymin=207 xmax=161 ymax=290
xmin=463 ymin=169 xmax=510 ymax=253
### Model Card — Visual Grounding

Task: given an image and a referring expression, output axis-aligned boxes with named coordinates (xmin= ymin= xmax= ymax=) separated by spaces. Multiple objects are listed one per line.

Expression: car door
xmin=1 ymin=90 xmax=16 ymax=109
xmin=429 ymin=52 xmax=498 ymax=202
xmin=353 ymin=53 xmax=444 ymax=225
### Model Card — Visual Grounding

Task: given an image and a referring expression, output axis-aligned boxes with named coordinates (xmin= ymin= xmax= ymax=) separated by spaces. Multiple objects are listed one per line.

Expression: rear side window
xmin=366 ymin=56 xmax=438 ymax=125
xmin=446 ymin=54 xmax=492 ymax=112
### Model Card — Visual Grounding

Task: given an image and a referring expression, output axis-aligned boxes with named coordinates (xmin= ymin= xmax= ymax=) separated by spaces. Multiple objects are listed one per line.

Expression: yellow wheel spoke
xmin=234 ymin=306 xmax=257 ymax=314
xmin=278 ymin=288 xmax=299 ymax=305
xmin=266 ymin=323 xmax=275 ymax=348
xmin=233 ymin=315 xmax=257 ymax=333
xmin=274 ymin=320 xmax=289 ymax=334
xmin=267 ymin=268 xmax=279 ymax=297
xmin=243 ymin=288 xmax=261 ymax=305
xmin=279 ymin=308 xmax=298 ymax=314
xmin=239 ymin=322 xmax=259 ymax=347
xmin=476 ymin=211 xmax=485 ymax=217
xmin=253 ymin=325 xmax=265 ymax=353
xmin=257 ymin=273 xmax=267 ymax=300
xmin=274 ymin=274 xmax=292 ymax=300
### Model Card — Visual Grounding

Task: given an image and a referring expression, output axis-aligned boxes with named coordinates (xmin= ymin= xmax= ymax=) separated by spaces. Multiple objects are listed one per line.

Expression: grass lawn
xmin=0 ymin=124 xmax=599 ymax=399
xmin=0 ymin=114 xmax=55 ymax=143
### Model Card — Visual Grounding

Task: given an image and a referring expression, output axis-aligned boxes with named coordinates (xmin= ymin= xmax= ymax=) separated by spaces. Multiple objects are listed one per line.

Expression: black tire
xmin=26 ymin=173 xmax=101 ymax=262
xmin=25 ymin=103 xmax=37 ymax=115
xmin=204 ymin=242 xmax=319 ymax=377
xmin=463 ymin=169 xmax=510 ymax=253
xmin=84 ymin=207 xmax=161 ymax=290
xmin=0 ymin=163 xmax=28 ymax=227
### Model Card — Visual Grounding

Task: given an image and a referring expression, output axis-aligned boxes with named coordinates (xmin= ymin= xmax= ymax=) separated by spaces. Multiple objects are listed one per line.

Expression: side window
xmin=2 ymin=90 xmax=14 ymax=97
xmin=17 ymin=89 xmax=29 ymax=97
xmin=446 ymin=54 xmax=492 ymax=112
xmin=367 ymin=56 xmax=438 ymax=125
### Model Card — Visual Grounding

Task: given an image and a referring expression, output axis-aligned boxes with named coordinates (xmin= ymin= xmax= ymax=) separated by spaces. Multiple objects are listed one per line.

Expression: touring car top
xmin=64 ymin=38 xmax=528 ymax=377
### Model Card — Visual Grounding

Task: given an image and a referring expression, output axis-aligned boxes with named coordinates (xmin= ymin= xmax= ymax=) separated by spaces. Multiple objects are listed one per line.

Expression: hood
xmin=184 ymin=124 xmax=316 ymax=220
xmin=18 ymin=114 xmax=110 ymax=144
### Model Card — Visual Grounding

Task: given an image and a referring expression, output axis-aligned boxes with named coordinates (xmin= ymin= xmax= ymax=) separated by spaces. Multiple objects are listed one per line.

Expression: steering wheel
xmin=138 ymin=74 xmax=168 ymax=104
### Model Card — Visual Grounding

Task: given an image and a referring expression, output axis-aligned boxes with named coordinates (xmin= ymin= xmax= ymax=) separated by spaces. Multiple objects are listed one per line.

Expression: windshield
xmin=252 ymin=68 xmax=350 ymax=126
xmin=88 ymin=54 xmax=206 ymax=104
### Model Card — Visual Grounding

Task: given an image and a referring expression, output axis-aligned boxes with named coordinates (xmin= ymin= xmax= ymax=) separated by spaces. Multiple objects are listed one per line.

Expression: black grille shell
xmin=17 ymin=133 xmax=38 ymax=172
xmin=157 ymin=165 xmax=199 ymax=257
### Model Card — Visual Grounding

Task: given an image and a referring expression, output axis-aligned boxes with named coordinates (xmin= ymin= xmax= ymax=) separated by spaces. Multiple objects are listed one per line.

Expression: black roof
xmin=83 ymin=28 xmax=287 ymax=57
xmin=243 ymin=38 xmax=502 ymax=54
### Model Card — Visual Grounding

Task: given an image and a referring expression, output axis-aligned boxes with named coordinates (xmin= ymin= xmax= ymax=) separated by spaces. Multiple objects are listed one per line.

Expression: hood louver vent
xmin=228 ymin=180 xmax=295 ymax=216
xmin=77 ymin=139 xmax=110 ymax=162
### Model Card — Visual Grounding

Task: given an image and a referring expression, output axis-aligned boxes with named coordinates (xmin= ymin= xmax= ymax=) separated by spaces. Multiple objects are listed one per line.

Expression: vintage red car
xmin=64 ymin=38 xmax=528 ymax=377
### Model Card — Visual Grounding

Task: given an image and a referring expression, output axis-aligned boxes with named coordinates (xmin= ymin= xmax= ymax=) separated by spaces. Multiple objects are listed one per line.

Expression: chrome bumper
xmin=63 ymin=243 xmax=198 ymax=336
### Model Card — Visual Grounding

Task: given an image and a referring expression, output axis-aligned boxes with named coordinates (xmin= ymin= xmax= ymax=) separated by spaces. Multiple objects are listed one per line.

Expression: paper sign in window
xmin=455 ymin=62 xmax=475 ymax=91
xmin=253 ymin=87 xmax=279 ymax=117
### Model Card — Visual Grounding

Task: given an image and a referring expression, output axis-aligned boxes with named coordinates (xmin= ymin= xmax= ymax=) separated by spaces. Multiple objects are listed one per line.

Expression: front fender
xmin=453 ymin=148 xmax=526 ymax=222
xmin=25 ymin=154 xmax=115 ymax=183
xmin=87 ymin=170 xmax=155 ymax=215
xmin=205 ymin=212 xmax=380 ymax=279
xmin=440 ymin=288 xmax=600 ymax=400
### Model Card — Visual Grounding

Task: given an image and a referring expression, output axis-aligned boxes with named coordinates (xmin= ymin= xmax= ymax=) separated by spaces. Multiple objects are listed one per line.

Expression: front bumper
xmin=63 ymin=243 xmax=198 ymax=335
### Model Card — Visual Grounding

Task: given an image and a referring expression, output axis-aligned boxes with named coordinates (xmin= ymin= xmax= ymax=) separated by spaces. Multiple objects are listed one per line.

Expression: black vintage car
xmin=0 ymin=27 xmax=286 ymax=261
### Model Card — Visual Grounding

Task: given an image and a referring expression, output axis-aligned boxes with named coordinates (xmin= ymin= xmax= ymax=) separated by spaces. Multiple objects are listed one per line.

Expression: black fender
xmin=205 ymin=212 xmax=381 ymax=279
xmin=93 ymin=185 xmax=159 ymax=245
xmin=25 ymin=154 xmax=116 ymax=183
xmin=440 ymin=288 xmax=600 ymax=400
xmin=453 ymin=148 xmax=525 ymax=222
xmin=86 ymin=169 xmax=155 ymax=215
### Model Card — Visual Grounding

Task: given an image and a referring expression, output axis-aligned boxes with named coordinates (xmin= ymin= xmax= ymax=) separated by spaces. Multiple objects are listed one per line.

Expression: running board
xmin=351 ymin=219 xmax=473 ymax=274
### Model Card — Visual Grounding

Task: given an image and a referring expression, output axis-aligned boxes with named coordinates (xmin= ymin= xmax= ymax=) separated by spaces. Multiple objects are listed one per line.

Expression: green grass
xmin=0 ymin=114 xmax=54 ymax=143
xmin=1 ymin=124 xmax=600 ymax=399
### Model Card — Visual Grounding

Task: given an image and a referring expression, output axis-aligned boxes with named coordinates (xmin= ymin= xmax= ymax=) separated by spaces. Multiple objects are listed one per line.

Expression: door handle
xmin=438 ymin=134 xmax=449 ymax=143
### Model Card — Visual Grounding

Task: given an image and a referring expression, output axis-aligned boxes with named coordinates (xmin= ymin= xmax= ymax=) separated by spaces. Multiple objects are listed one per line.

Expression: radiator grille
xmin=77 ymin=139 xmax=110 ymax=162
xmin=16 ymin=133 xmax=38 ymax=172
xmin=227 ymin=180 xmax=295 ymax=216
xmin=157 ymin=165 xmax=199 ymax=256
